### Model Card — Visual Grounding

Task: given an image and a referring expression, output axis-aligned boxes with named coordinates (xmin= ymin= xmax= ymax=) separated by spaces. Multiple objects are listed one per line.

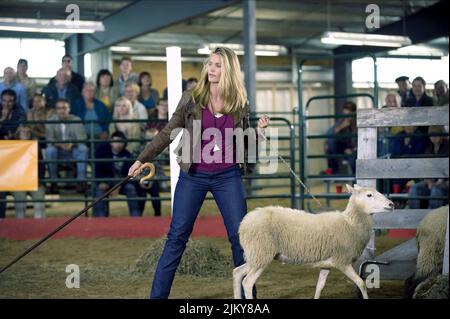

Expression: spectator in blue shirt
xmin=71 ymin=82 xmax=111 ymax=140
xmin=42 ymin=68 xmax=81 ymax=109
xmin=117 ymin=57 xmax=139 ymax=96
xmin=138 ymin=71 xmax=159 ymax=113
xmin=0 ymin=67 xmax=28 ymax=112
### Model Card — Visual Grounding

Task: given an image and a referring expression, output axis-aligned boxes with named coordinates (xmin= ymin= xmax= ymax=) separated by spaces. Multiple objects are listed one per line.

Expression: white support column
xmin=166 ymin=47 xmax=183 ymax=213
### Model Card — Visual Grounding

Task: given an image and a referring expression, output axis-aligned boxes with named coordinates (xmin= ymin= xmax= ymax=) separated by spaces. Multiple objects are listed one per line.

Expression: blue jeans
xmin=408 ymin=180 xmax=449 ymax=209
xmin=93 ymin=182 xmax=143 ymax=217
xmin=46 ymin=144 xmax=88 ymax=180
xmin=150 ymin=164 xmax=251 ymax=299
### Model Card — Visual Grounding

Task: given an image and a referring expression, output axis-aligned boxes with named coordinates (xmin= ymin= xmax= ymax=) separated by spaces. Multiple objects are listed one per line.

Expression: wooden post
xmin=356 ymin=127 xmax=377 ymax=261
xmin=356 ymin=127 xmax=377 ymax=188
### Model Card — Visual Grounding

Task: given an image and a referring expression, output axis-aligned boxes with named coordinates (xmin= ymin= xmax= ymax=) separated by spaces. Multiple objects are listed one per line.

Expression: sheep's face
xmin=346 ymin=184 xmax=394 ymax=214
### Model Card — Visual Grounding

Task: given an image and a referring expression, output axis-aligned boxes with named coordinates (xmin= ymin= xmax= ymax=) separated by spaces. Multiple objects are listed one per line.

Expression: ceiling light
xmin=0 ymin=17 xmax=104 ymax=33
xmin=197 ymin=43 xmax=287 ymax=56
xmin=110 ymin=46 xmax=132 ymax=52
xmin=321 ymin=31 xmax=412 ymax=47
xmin=387 ymin=45 xmax=445 ymax=57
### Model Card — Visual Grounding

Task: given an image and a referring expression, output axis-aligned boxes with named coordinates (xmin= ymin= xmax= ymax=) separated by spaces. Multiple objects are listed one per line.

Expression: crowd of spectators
xmin=0 ymin=55 xmax=193 ymax=218
xmin=0 ymin=53 xmax=448 ymax=217
xmin=322 ymin=75 xmax=448 ymax=209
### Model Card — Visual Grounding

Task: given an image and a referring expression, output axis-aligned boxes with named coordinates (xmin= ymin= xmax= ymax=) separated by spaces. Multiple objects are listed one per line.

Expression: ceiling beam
xmin=0 ymin=1 xmax=130 ymax=20
xmin=333 ymin=1 xmax=449 ymax=55
xmin=254 ymin=0 xmax=425 ymax=18
xmin=68 ymin=0 xmax=239 ymax=54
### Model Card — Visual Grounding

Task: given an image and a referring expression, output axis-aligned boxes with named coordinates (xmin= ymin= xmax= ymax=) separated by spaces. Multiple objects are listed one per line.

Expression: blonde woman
xmin=128 ymin=47 xmax=269 ymax=299
xmin=110 ymin=96 xmax=143 ymax=155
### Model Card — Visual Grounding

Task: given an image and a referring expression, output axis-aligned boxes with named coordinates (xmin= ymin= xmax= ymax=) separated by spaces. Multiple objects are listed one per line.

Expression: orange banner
xmin=0 ymin=140 xmax=38 ymax=191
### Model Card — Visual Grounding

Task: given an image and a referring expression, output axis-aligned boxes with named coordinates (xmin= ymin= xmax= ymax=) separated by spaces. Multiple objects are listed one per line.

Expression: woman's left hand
xmin=257 ymin=115 xmax=270 ymax=129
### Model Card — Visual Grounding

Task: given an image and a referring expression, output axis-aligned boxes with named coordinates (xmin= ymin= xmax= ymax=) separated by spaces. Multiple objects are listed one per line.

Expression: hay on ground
xmin=132 ymin=238 xmax=233 ymax=277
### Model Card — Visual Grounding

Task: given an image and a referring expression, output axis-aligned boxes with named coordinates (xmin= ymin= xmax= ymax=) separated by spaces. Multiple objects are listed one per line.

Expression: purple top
xmin=190 ymin=107 xmax=236 ymax=172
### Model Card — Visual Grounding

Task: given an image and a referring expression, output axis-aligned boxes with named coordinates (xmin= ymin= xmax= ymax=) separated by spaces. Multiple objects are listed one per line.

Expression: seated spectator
xmin=388 ymin=125 xmax=430 ymax=194
xmin=388 ymin=125 xmax=429 ymax=157
xmin=12 ymin=125 xmax=45 ymax=218
xmin=124 ymin=82 xmax=148 ymax=120
xmin=27 ymin=93 xmax=54 ymax=142
xmin=0 ymin=67 xmax=28 ymax=112
xmin=17 ymin=59 xmax=37 ymax=104
xmin=93 ymin=131 xmax=144 ymax=217
xmin=395 ymin=76 xmax=412 ymax=107
xmin=0 ymin=88 xmax=26 ymax=216
xmin=95 ymin=69 xmax=118 ymax=113
xmin=163 ymin=79 xmax=188 ymax=99
xmin=433 ymin=80 xmax=449 ymax=106
xmin=45 ymin=98 xmax=88 ymax=194
xmin=324 ymin=101 xmax=357 ymax=174
xmin=378 ymin=92 xmax=403 ymax=157
xmin=382 ymin=92 xmax=402 ymax=136
xmin=408 ymin=125 xmax=449 ymax=209
xmin=186 ymin=77 xmax=198 ymax=90
xmin=117 ymin=57 xmax=139 ymax=96
xmin=382 ymin=92 xmax=401 ymax=109
xmin=138 ymin=71 xmax=159 ymax=113
xmin=405 ymin=76 xmax=434 ymax=107
xmin=48 ymin=54 xmax=85 ymax=92
xmin=0 ymin=89 xmax=26 ymax=139
xmin=71 ymin=82 xmax=111 ymax=140
xmin=148 ymin=97 xmax=169 ymax=132
xmin=42 ymin=67 xmax=81 ymax=109
xmin=136 ymin=127 xmax=165 ymax=216
xmin=109 ymin=96 xmax=143 ymax=155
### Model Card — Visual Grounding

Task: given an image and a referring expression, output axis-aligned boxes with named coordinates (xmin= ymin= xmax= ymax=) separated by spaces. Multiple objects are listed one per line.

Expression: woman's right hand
xmin=128 ymin=160 xmax=143 ymax=177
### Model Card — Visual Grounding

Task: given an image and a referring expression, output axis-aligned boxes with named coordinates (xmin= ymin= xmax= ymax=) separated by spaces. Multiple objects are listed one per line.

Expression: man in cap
xmin=395 ymin=76 xmax=412 ymax=107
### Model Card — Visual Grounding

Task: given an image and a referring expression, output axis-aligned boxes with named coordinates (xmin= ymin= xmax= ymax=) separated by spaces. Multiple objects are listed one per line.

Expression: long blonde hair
xmin=113 ymin=96 xmax=134 ymax=119
xmin=191 ymin=47 xmax=247 ymax=114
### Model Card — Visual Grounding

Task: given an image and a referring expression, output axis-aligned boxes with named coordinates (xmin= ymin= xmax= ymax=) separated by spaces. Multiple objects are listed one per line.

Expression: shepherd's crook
xmin=0 ymin=163 xmax=156 ymax=275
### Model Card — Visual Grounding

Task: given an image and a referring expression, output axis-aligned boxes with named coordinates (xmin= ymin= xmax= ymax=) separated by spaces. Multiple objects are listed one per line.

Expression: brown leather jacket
xmin=136 ymin=91 xmax=256 ymax=174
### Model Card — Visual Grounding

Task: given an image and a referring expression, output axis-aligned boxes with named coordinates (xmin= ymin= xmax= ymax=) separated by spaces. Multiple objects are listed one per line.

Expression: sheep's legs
xmin=314 ymin=269 xmax=330 ymax=299
xmin=242 ymin=267 xmax=265 ymax=299
xmin=233 ymin=263 xmax=249 ymax=299
xmin=338 ymin=264 xmax=369 ymax=299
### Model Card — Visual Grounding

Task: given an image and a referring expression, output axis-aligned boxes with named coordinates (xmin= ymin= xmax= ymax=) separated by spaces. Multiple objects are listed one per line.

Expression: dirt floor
xmin=0 ymin=234 xmax=408 ymax=299
xmin=0 ymin=184 xmax=410 ymax=299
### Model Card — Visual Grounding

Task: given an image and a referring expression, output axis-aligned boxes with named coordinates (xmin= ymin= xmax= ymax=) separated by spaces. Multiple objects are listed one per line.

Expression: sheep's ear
xmin=345 ymin=184 xmax=354 ymax=193
xmin=353 ymin=184 xmax=362 ymax=190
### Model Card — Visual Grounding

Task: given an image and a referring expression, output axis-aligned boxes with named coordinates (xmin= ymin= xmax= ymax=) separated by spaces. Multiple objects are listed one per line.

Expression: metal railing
xmin=0 ymin=116 xmax=297 ymax=215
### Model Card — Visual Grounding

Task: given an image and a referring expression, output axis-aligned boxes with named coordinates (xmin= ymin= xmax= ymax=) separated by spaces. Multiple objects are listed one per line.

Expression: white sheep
xmin=415 ymin=205 xmax=448 ymax=280
xmin=403 ymin=205 xmax=449 ymax=298
xmin=233 ymin=184 xmax=394 ymax=299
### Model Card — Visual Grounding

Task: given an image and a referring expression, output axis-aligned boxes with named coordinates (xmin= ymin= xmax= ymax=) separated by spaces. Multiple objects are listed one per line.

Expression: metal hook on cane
xmin=136 ymin=162 xmax=156 ymax=185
